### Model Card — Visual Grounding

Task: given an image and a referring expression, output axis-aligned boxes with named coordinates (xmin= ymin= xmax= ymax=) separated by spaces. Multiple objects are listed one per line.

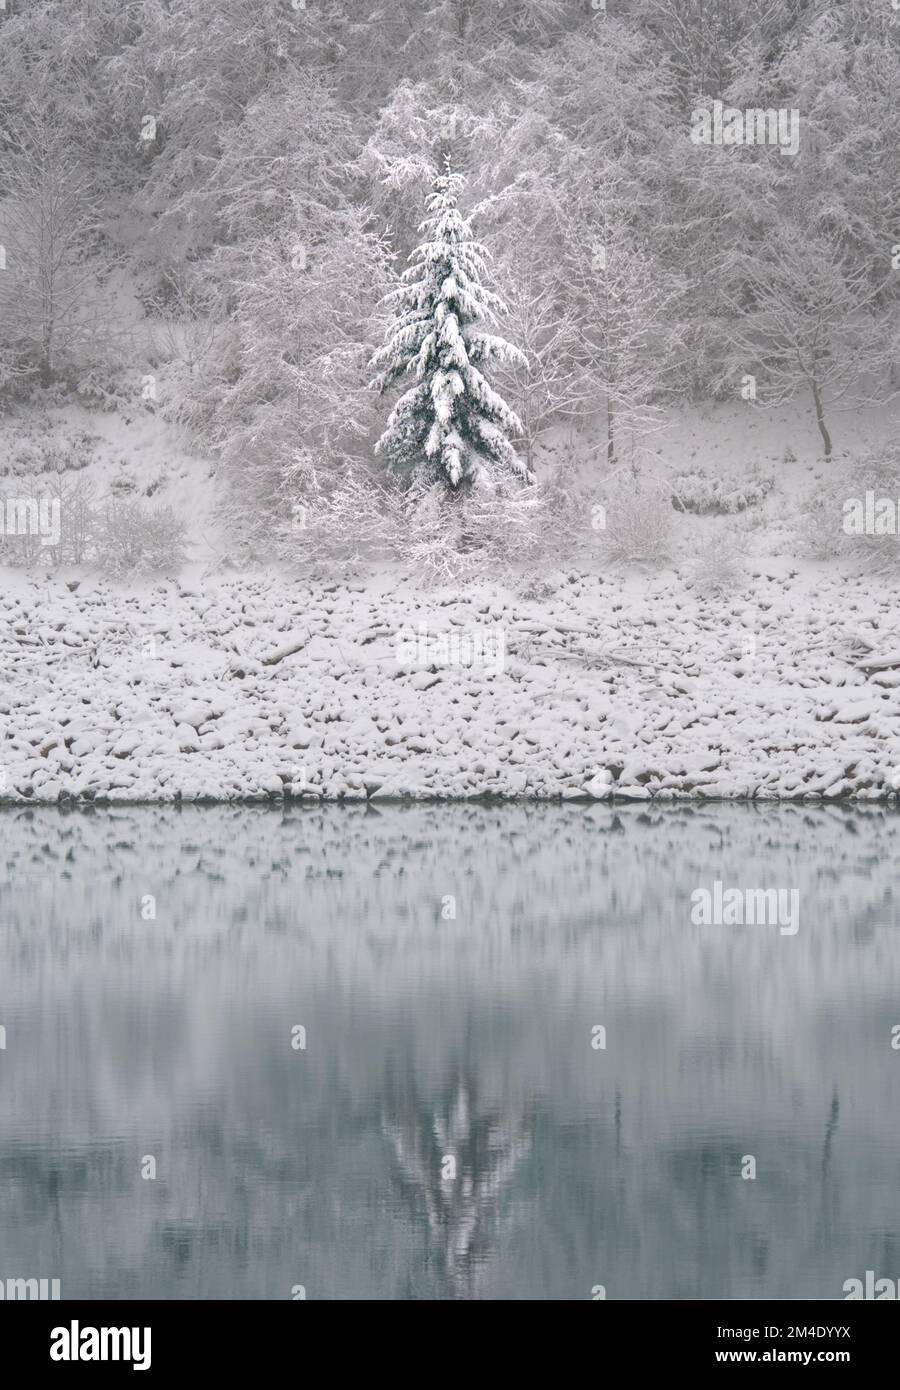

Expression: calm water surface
xmin=1 ymin=801 xmax=899 ymax=1300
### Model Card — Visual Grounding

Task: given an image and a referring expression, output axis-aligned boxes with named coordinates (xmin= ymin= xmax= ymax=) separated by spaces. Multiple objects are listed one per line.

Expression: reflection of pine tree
xmin=383 ymin=1067 xmax=533 ymax=1299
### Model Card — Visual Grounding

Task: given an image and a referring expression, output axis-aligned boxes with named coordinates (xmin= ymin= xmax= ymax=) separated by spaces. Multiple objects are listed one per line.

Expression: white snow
xmin=3 ymin=560 xmax=900 ymax=804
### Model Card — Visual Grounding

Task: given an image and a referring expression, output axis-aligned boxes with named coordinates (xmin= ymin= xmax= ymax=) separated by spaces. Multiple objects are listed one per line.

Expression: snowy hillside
xmin=1 ymin=0 xmax=899 ymax=803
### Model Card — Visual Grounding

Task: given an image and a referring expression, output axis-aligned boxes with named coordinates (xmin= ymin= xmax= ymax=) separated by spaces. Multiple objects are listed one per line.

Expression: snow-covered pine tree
xmin=370 ymin=162 xmax=531 ymax=491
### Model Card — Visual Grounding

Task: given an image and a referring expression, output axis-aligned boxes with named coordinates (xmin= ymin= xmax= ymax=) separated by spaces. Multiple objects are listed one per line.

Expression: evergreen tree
xmin=370 ymin=162 xmax=530 ymax=490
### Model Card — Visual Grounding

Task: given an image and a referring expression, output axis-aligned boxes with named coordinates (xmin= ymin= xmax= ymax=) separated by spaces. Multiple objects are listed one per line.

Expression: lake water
xmin=1 ymin=801 xmax=898 ymax=1301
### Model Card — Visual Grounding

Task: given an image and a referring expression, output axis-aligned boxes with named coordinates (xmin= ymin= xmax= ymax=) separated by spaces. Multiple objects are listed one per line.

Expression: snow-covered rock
xmin=175 ymin=724 xmax=201 ymax=753
xmin=171 ymin=699 xmax=215 ymax=729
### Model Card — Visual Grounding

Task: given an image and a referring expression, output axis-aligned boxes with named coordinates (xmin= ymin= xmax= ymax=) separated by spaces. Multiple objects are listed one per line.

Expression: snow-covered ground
xmin=4 ymin=398 xmax=900 ymax=804
xmin=4 ymin=560 xmax=900 ymax=804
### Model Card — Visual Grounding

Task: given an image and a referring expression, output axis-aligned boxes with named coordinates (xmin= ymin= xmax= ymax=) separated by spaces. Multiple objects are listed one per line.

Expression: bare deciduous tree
xmin=559 ymin=211 xmax=686 ymax=467
xmin=0 ymin=95 xmax=117 ymax=386
xmin=725 ymin=228 xmax=900 ymax=458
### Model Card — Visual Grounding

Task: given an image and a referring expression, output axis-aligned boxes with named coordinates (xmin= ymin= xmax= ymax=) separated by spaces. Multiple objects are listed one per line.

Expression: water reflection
xmin=383 ymin=1064 xmax=534 ymax=1299
xmin=0 ymin=801 xmax=898 ymax=1299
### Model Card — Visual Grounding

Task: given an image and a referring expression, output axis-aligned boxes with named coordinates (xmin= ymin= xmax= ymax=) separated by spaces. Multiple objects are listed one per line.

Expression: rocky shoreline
xmin=3 ymin=566 xmax=900 ymax=805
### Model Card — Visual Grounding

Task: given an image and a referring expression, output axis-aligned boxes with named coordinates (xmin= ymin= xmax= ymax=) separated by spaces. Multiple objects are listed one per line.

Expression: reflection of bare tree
xmin=383 ymin=1066 xmax=533 ymax=1299
xmin=822 ymin=1088 xmax=839 ymax=1178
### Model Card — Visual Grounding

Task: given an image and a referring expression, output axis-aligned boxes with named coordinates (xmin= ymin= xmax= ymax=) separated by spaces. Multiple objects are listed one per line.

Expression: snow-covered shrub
xmin=109 ymin=471 xmax=139 ymax=496
xmin=58 ymin=432 xmax=99 ymax=473
xmin=91 ymin=499 xmax=188 ymax=576
xmin=0 ymin=476 xmax=186 ymax=573
xmin=154 ymin=338 xmax=232 ymax=437
xmin=3 ymin=439 xmax=42 ymax=479
xmin=144 ymin=280 xmax=231 ymax=434
xmin=516 ymin=572 xmax=560 ymax=602
xmin=0 ymin=474 xmax=95 ymax=567
xmin=803 ymin=448 xmax=900 ymax=573
xmin=0 ymin=483 xmax=47 ymax=566
xmin=670 ymin=469 xmax=774 ymax=515
xmin=278 ymin=460 xmax=548 ymax=586
xmin=75 ymin=368 xmax=137 ymax=412
xmin=0 ymin=346 xmax=38 ymax=409
xmin=55 ymin=474 xmax=97 ymax=565
xmin=1 ymin=424 xmax=98 ymax=478
xmin=397 ymin=483 xmax=546 ymax=585
xmin=600 ymin=474 xmax=673 ymax=564
xmin=683 ymin=526 xmax=748 ymax=596
xmin=276 ymin=458 xmax=402 ymax=571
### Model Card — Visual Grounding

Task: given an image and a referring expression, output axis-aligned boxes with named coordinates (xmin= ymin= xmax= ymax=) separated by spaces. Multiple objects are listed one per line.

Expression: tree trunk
xmin=455 ymin=0 xmax=474 ymax=40
xmin=810 ymin=377 xmax=832 ymax=458
xmin=39 ymin=325 xmax=53 ymax=387
xmin=606 ymin=396 xmax=615 ymax=465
